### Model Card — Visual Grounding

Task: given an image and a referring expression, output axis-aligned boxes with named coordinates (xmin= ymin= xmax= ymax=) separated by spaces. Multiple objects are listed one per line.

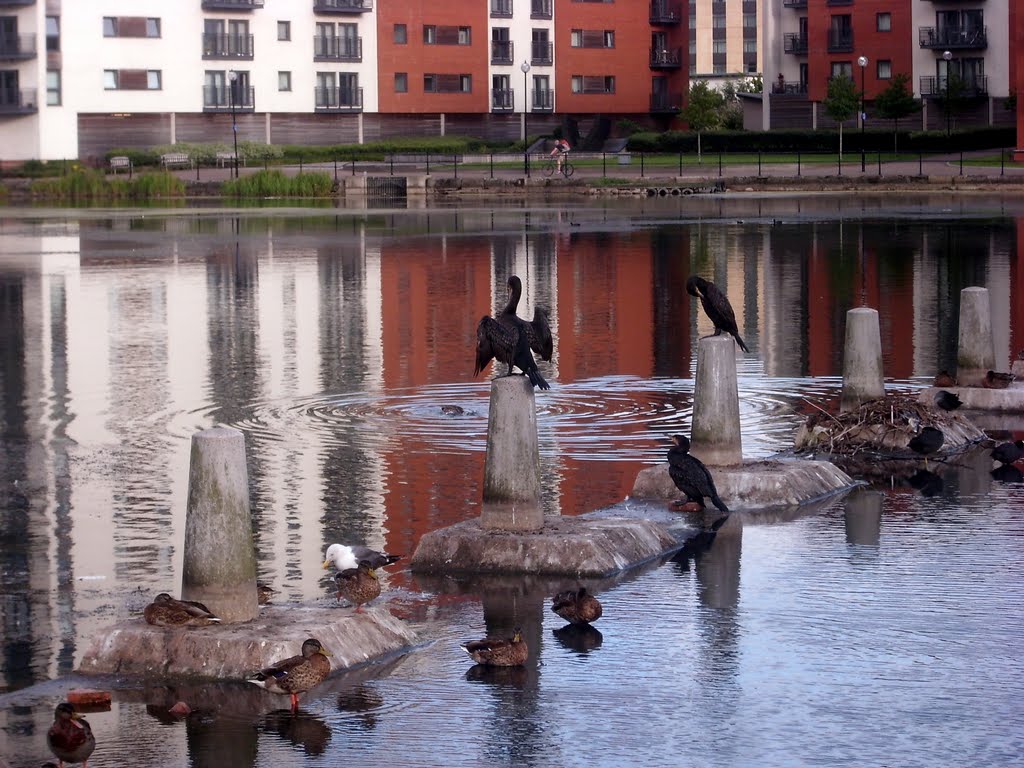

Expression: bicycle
xmin=543 ymin=153 xmax=574 ymax=178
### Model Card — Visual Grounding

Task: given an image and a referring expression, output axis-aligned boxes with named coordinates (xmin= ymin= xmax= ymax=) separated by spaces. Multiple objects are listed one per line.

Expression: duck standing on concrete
xmin=323 ymin=542 xmax=400 ymax=573
xmin=991 ymin=439 xmax=1024 ymax=465
xmin=667 ymin=434 xmax=729 ymax=512
xmin=551 ymin=587 xmax=603 ymax=625
xmin=143 ymin=593 xmax=220 ymax=627
xmin=248 ymin=638 xmax=332 ymax=712
xmin=333 ymin=561 xmax=381 ymax=612
xmin=934 ymin=390 xmax=962 ymax=412
xmin=933 ymin=370 xmax=958 ymax=388
xmin=461 ymin=628 xmax=528 ymax=667
xmin=982 ymin=370 xmax=1014 ymax=389
xmin=501 ymin=275 xmax=554 ymax=363
xmin=47 ymin=702 xmax=96 ymax=768
xmin=257 ymin=582 xmax=276 ymax=605
xmin=686 ymin=275 xmax=749 ymax=353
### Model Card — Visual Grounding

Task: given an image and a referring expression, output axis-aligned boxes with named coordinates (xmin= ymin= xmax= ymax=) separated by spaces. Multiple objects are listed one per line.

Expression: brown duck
xmin=248 ymin=638 xmax=332 ymax=712
xmin=461 ymin=628 xmax=528 ymax=667
xmin=551 ymin=587 xmax=603 ymax=625
xmin=333 ymin=561 xmax=381 ymax=612
xmin=143 ymin=592 xmax=220 ymax=627
xmin=47 ymin=702 xmax=96 ymax=768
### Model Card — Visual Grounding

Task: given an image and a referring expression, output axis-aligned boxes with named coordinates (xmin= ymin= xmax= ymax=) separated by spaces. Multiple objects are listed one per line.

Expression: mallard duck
xmin=47 ymin=702 xmax=96 ymax=768
xmin=934 ymin=390 xmax=962 ymax=412
xmin=143 ymin=593 xmax=220 ymax=627
xmin=248 ymin=638 xmax=332 ymax=712
xmin=933 ymin=370 xmax=958 ymax=388
xmin=461 ymin=628 xmax=528 ymax=667
xmin=982 ymin=370 xmax=1014 ymax=389
xmin=257 ymin=582 xmax=276 ymax=605
xmin=333 ymin=562 xmax=380 ymax=612
xmin=323 ymin=543 xmax=400 ymax=572
xmin=992 ymin=439 xmax=1024 ymax=465
xmin=551 ymin=587 xmax=603 ymax=625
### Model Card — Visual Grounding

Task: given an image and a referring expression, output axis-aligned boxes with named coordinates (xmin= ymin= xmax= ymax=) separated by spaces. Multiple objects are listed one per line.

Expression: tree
xmin=680 ymin=80 xmax=724 ymax=161
xmin=941 ymin=72 xmax=968 ymax=135
xmin=822 ymin=74 xmax=859 ymax=159
xmin=872 ymin=73 xmax=921 ymax=152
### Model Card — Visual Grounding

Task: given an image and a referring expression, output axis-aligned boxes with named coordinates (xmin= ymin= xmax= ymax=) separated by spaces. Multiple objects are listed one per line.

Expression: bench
xmin=216 ymin=151 xmax=245 ymax=168
xmin=160 ymin=152 xmax=193 ymax=169
xmin=109 ymin=156 xmax=132 ymax=174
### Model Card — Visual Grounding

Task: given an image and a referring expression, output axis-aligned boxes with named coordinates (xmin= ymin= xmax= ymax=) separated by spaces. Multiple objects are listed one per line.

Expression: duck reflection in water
xmin=552 ymin=624 xmax=603 ymax=655
xmin=907 ymin=469 xmax=944 ymax=497
xmin=262 ymin=709 xmax=332 ymax=757
xmin=990 ymin=464 xmax=1024 ymax=484
xmin=464 ymin=663 xmax=529 ymax=687
xmin=336 ymin=684 xmax=385 ymax=731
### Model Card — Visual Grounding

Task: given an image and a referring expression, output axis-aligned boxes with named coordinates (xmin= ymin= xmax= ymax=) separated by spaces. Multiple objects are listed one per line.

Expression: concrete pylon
xmin=840 ymin=307 xmax=885 ymax=413
xmin=956 ymin=286 xmax=996 ymax=387
xmin=181 ymin=426 xmax=258 ymax=623
xmin=481 ymin=376 xmax=544 ymax=532
xmin=690 ymin=335 xmax=742 ymax=466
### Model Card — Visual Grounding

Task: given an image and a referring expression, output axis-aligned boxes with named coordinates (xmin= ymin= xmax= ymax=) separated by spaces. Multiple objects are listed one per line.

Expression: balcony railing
xmin=650 ymin=92 xmax=682 ymax=113
xmin=490 ymin=0 xmax=513 ymax=18
xmin=314 ymin=86 xmax=363 ymax=111
xmin=531 ymin=0 xmax=552 ymax=19
xmin=649 ymin=1 xmax=682 ymax=24
xmin=531 ymin=41 xmax=552 ymax=65
xmin=919 ymin=26 xmax=987 ymax=49
xmin=201 ymin=0 xmax=263 ymax=9
xmin=491 ymin=88 xmax=514 ymax=111
xmin=313 ymin=0 xmax=372 ymax=12
xmin=202 ymin=33 xmax=254 ymax=59
xmin=782 ymin=0 xmax=807 ymax=7
xmin=203 ymin=84 xmax=255 ymax=111
xmin=919 ymin=75 xmax=987 ymax=97
xmin=491 ymin=40 xmax=514 ymax=65
xmin=532 ymin=88 xmax=554 ymax=112
xmin=650 ymin=47 xmax=682 ymax=69
xmin=784 ymin=33 xmax=807 ymax=54
xmin=772 ymin=79 xmax=807 ymax=94
xmin=827 ymin=30 xmax=853 ymax=52
xmin=0 ymin=34 xmax=37 ymax=60
xmin=313 ymin=35 xmax=362 ymax=61
xmin=0 ymin=86 xmax=37 ymax=114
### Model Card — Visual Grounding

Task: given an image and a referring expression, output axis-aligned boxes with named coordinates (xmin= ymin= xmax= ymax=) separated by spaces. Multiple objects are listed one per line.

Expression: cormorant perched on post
xmin=686 ymin=275 xmax=750 ymax=353
xmin=667 ymin=434 xmax=729 ymax=512
xmin=502 ymin=275 xmax=553 ymax=362
xmin=474 ymin=316 xmax=550 ymax=391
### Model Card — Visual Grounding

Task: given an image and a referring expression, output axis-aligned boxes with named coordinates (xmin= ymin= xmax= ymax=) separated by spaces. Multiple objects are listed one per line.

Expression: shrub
xmin=29 ymin=168 xmax=184 ymax=201
xmin=221 ymin=169 xmax=334 ymax=197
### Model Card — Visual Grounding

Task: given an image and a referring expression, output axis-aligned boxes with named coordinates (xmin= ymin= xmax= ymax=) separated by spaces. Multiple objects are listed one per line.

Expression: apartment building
xmin=688 ymin=0 xmax=761 ymax=85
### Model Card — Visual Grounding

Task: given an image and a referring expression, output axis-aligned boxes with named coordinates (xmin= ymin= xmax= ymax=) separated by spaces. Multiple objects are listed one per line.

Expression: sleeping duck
xmin=461 ymin=628 xmax=528 ymax=667
xmin=551 ymin=587 xmax=603 ymax=625
xmin=143 ymin=593 xmax=220 ymax=627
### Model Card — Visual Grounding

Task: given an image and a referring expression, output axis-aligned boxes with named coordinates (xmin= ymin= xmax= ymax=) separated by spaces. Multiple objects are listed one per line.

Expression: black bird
xmin=991 ymin=464 xmax=1024 ymax=484
xmin=991 ymin=439 xmax=1024 ymax=465
xmin=474 ymin=316 xmax=549 ymax=390
xmin=502 ymin=275 xmax=553 ymax=362
xmin=908 ymin=425 xmax=944 ymax=468
xmin=934 ymin=390 xmax=962 ymax=412
xmin=686 ymin=275 xmax=749 ymax=353
xmin=667 ymin=434 xmax=729 ymax=512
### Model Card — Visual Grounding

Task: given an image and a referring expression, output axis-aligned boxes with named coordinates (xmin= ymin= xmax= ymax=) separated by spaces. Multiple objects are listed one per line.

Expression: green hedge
xmin=221 ymin=169 xmax=334 ymax=197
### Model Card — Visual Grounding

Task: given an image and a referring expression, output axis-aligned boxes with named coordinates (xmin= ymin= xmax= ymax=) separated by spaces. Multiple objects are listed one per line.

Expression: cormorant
xmin=502 ymin=275 xmax=553 ymax=362
xmin=991 ymin=439 xmax=1024 ymax=465
xmin=667 ymin=434 xmax=729 ymax=512
xmin=686 ymin=275 xmax=750 ymax=353
xmin=935 ymin=390 xmax=962 ymax=411
xmin=908 ymin=425 xmax=944 ymax=468
xmin=474 ymin=281 xmax=550 ymax=390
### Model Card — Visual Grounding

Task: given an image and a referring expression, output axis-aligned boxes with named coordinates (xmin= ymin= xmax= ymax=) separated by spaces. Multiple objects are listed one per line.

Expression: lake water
xmin=0 ymin=193 xmax=1022 ymax=767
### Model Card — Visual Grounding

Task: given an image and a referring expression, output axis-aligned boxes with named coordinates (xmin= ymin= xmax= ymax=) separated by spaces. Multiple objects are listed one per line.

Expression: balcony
xmin=491 ymin=40 xmax=513 ymax=65
xmin=531 ymin=0 xmax=552 ymax=19
xmin=0 ymin=34 xmax=36 ymax=61
xmin=314 ymin=35 xmax=362 ymax=61
xmin=650 ymin=92 xmax=682 ymax=113
xmin=531 ymin=41 xmax=552 ymax=66
xmin=491 ymin=88 xmax=514 ymax=112
xmin=0 ymin=86 xmax=37 ymax=114
xmin=0 ymin=0 xmax=35 ymax=5
xmin=919 ymin=26 xmax=987 ymax=50
xmin=313 ymin=0 xmax=372 ymax=13
xmin=202 ymin=33 xmax=254 ymax=60
xmin=772 ymin=78 xmax=807 ymax=94
xmin=784 ymin=33 xmax=807 ymax=54
xmin=201 ymin=0 xmax=263 ymax=9
xmin=532 ymin=88 xmax=554 ymax=112
xmin=650 ymin=1 xmax=682 ymax=24
xmin=490 ymin=0 xmax=512 ymax=18
xmin=827 ymin=30 xmax=853 ymax=53
xmin=650 ymin=47 xmax=682 ymax=69
xmin=920 ymin=75 xmax=987 ymax=98
xmin=314 ymin=86 xmax=363 ymax=111
xmin=782 ymin=0 xmax=807 ymax=7
xmin=203 ymin=84 xmax=255 ymax=111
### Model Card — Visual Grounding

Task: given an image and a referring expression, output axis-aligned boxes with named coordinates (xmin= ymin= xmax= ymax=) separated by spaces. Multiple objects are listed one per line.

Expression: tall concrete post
xmin=182 ymin=426 xmax=258 ymax=623
xmin=956 ymin=286 xmax=996 ymax=387
xmin=840 ymin=307 xmax=884 ymax=413
xmin=690 ymin=335 xmax=743 ymax=466
xmin=481 ymin=376 xmax=544 ymax=532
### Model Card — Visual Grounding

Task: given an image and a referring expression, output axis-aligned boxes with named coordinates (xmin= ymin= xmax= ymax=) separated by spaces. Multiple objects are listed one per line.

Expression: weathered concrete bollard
xmin=956 ymin=286 xmax=996 ymax=387
xmin=840 ymin=307 xmax=884 ymax=413
xmin=690 ymin=335 xmax=742 ymax=466
xmin=182 ymin=426 xmax=258 ymax=623
xmin=480 ymin=376 xmax=544 ymax=532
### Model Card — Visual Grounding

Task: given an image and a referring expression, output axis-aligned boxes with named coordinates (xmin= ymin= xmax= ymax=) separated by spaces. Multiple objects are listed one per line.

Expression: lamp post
xmin=857 ymin=55 xmax=867 ymax=172
xmin=942 ymin=50 xmax=952 ymax=137
xmin=521 ymin=60 xmax=531 ymax=177
xmin=228 ymin=70 xmax=239 ymax=179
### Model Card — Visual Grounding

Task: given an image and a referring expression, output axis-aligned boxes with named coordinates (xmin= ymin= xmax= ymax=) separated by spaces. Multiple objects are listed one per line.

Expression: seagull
xmin=323 ymin=543 xmax=401 ymax=573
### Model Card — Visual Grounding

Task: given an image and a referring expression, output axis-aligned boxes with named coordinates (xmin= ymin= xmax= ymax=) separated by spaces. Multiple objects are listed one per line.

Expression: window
xmin=395 ymin=72 xmax=407 ymax=92
xmin=277 ymin=21 xmax=290 ymax=40
xmin=424 ymin=25 xmax=471 ymax=45
xmin=46 ymin=70 xmax=61 ymax=106
xmin=459 ymin=26 xmax=471 ymax=45
xmin=604 ymin=30 xmax=615 ymax=47
xmin=876 ymin=13 xmax=891 ymax=32
xmin=147 ymin=70 xmax=161 ymax=90
xmin=146 ymin=18 xmax=160 ymax=37
xmin=570 ymin=29 xmax=614 ymax=48
xmin=570 ymin=75 xmax=615 ymax=93
xmin=877 ymin=60 xmax=891 ymax=79
xmin=46 ymin=16 xmax=60 ymax=52
xmin=713 ymin=41 xmax=726 ymax=54
xmin=713 ymin=63 xmax=726 ymax=74
xmin=743 ymin=40 xmax=757 ymax=53
xmin=423 ymin=73 xmax=472 ymax=93
xmin=278 ymin=71 xmax=291 ymax=90
xmin=103 ymin=70 xmax=118 ymax=90
xmin=743 ymin=13 xmax=756 ymax=27
xmin=103 ymin=17 xmax=160 ymax=38
xmin=103 ymin=17 xmax=116 ymax=37
xmin=394 ymin=24 xmax=407 ymax=44
xmin=713 ymin=15 xmax=726 ymax=28
xmin=831 ymin=61 xmax=853 ymax=78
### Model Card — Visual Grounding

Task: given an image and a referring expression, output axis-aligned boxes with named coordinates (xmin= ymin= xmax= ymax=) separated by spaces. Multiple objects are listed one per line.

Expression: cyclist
xmin=549 ymin=138 xmax=571 ymax=174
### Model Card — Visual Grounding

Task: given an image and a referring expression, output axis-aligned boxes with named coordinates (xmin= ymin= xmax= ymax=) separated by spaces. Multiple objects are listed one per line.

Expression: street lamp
xmin=942 ymin=50 xmax=952 ymax=137
xmin=228 ymin=69 xmax=239 ymax=179
xmin=857 ymin=55 xmax=867 ymax=172
xmin=521 ymin=60 xmax=531 ymax=177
